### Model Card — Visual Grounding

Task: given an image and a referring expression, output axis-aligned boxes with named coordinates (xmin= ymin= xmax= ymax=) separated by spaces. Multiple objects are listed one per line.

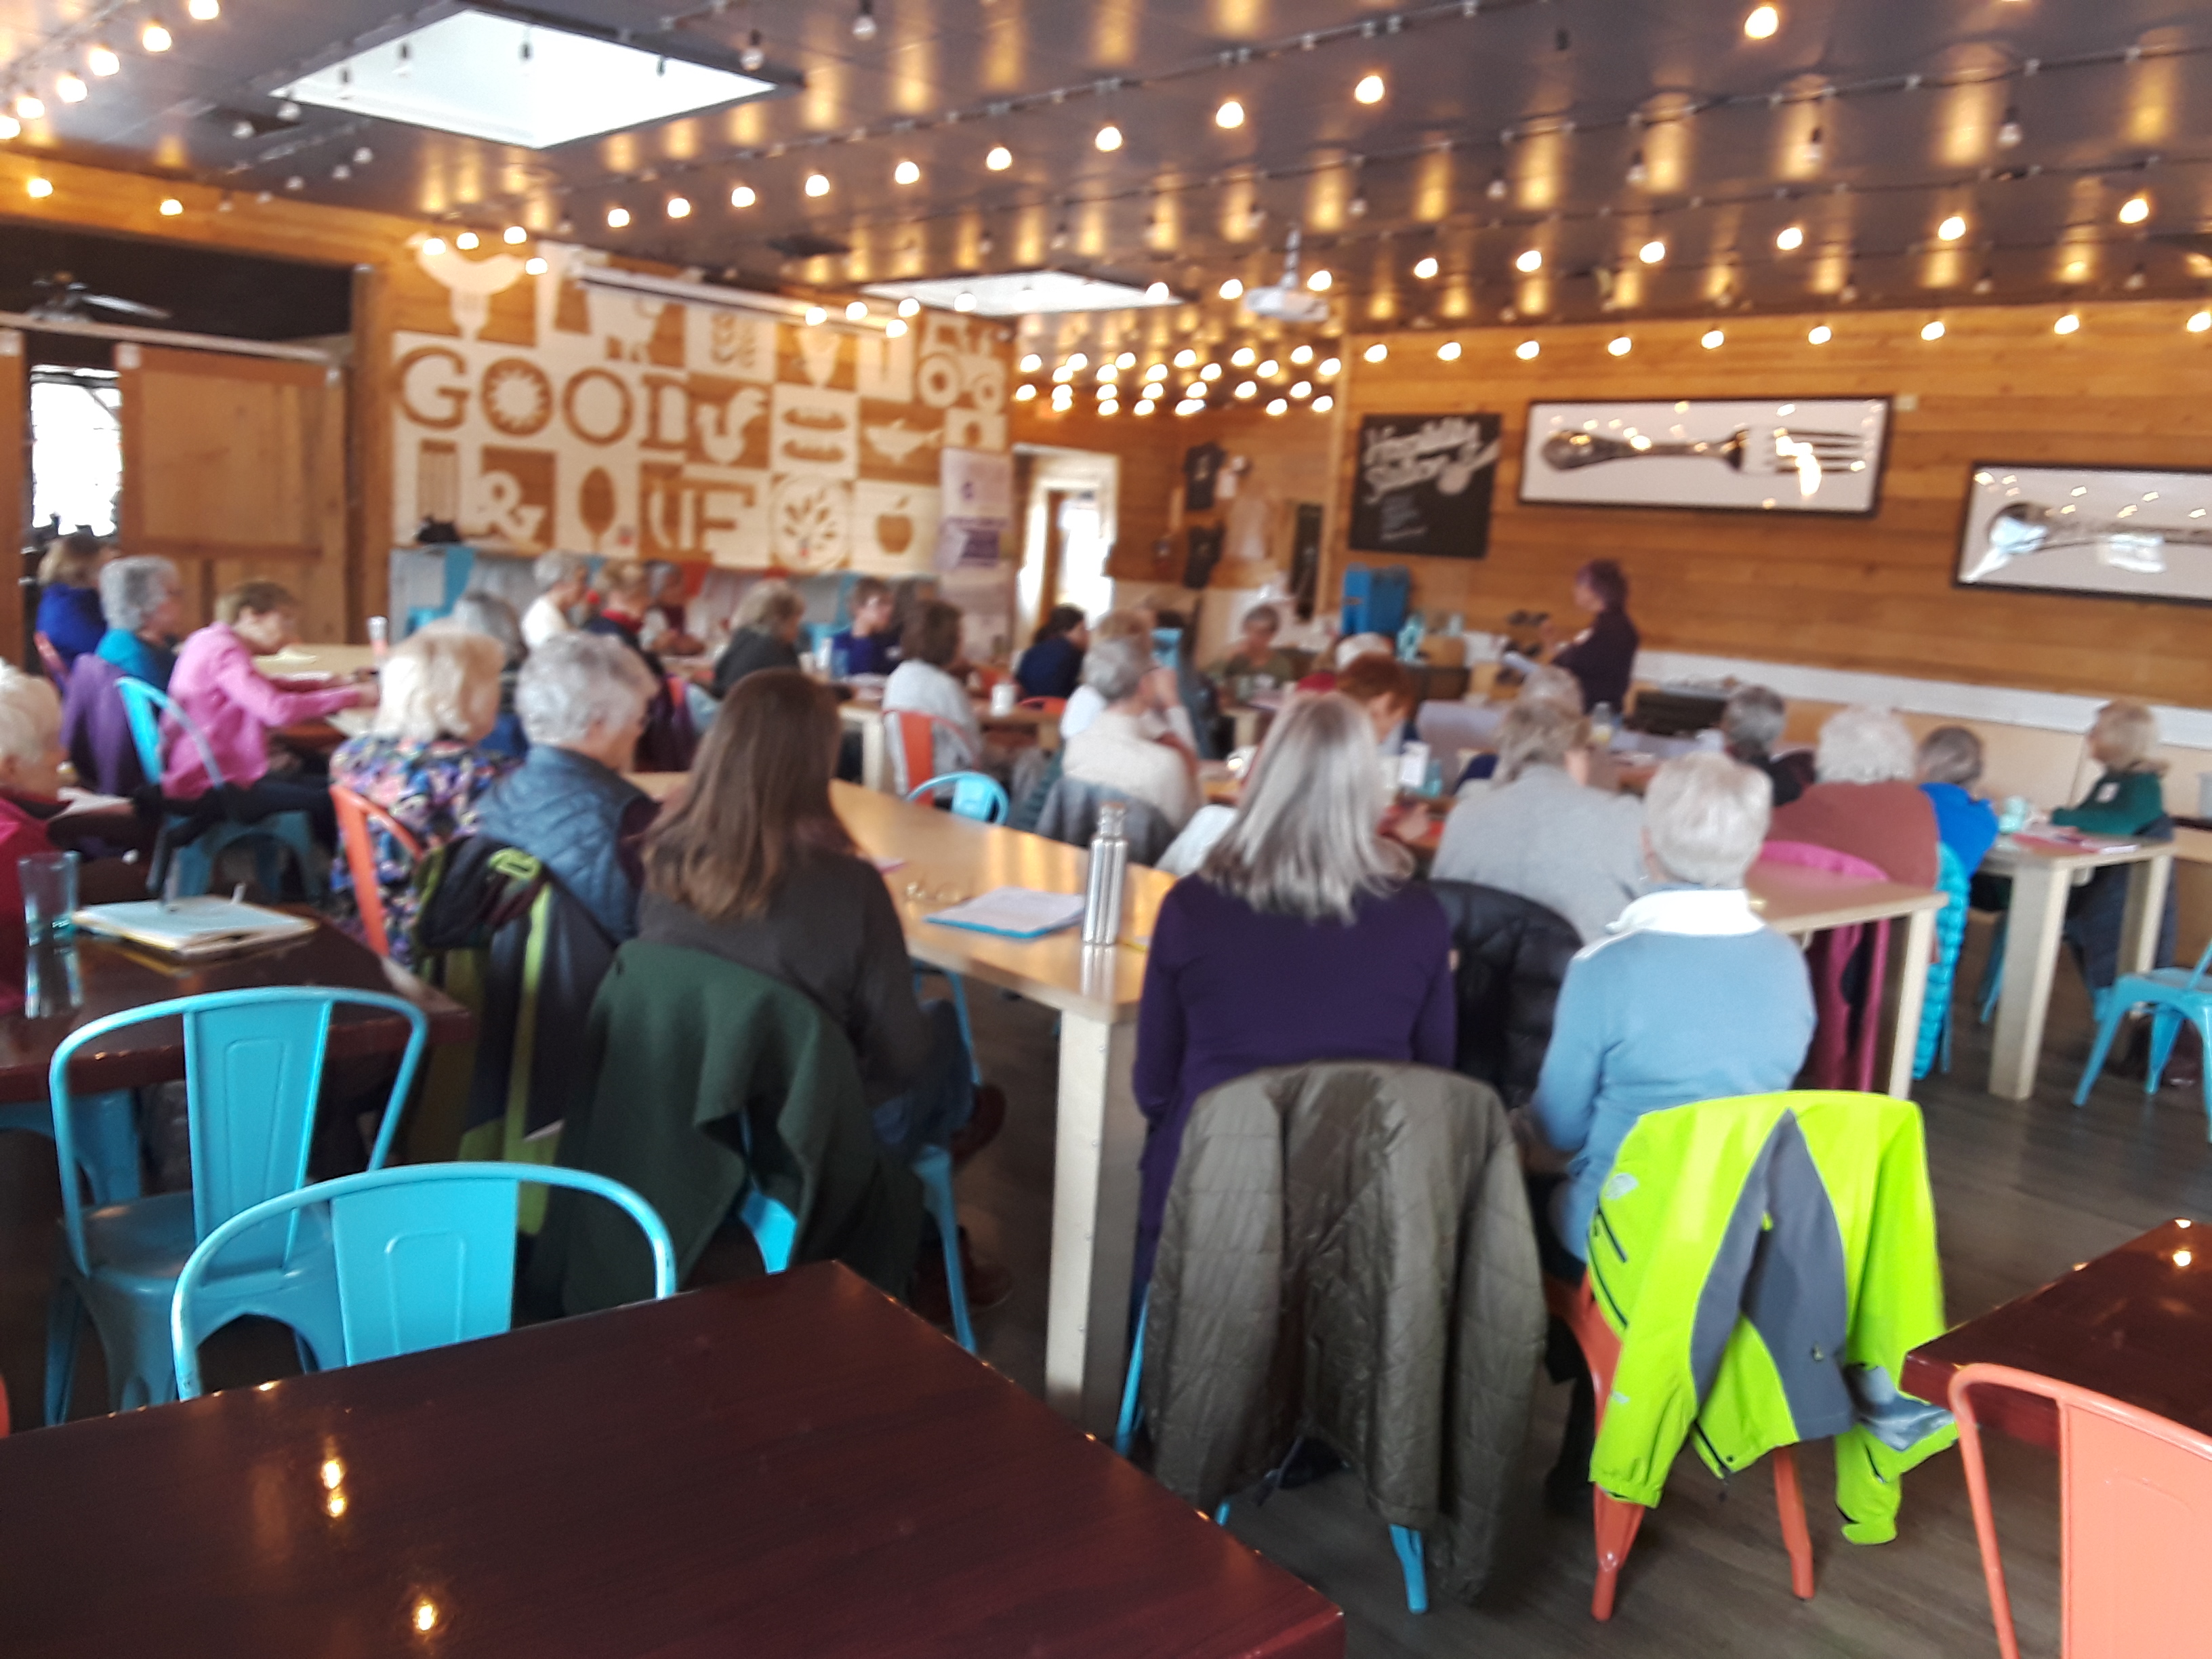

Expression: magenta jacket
xmin=161 ymin=624 xmax=361 ymax=798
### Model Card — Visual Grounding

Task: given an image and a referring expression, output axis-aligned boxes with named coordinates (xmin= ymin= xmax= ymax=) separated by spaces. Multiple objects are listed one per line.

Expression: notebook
xmin=73 ymin=898 xmax=319 ymax=960
xmin=922 ymin=888 xmax=1086 ymax=940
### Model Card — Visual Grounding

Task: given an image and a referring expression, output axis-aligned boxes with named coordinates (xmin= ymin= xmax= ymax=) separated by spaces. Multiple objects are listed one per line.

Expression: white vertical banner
xmin=936 ymin=447 xmax=1013 ymax=571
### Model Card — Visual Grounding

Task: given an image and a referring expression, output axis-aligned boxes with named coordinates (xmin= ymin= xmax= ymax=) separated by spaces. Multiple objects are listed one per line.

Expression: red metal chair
xmin=881 ymin=708 xmax=979 ymax=795
xmin=1545 ymin=1273 xmax=1815 ymax=1620
xmin=331 ymin=783 xmax=425 ymax=960
xmin=1952 ymin=1361 xmax=2212 ymax=1659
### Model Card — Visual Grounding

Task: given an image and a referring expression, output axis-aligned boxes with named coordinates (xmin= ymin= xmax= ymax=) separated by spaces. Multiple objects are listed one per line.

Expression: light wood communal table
xmin=1980 ymin=833 xmax=2175 ymax=1100
xmin=256 ymin=642 xmax=376 ymax=741
xmin=837 ymin=692 xmax=1063 ymax=794
xmin=1745 ymin=859 xmax=1949 ymax=1100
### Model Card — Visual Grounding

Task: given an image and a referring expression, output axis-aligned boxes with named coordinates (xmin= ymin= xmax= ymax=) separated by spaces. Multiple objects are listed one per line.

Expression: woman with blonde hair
xmin=36 ymin=533 xmax=108 ymax=667
xmin=330 ymin=628 xmax=516 ymax=964
xmin=2055 ymin=700 xmax=2179 ymax=1012
xmin=1132 ymin=693 xmax=1454 ymax=1294
xmin=713 ymin=579 xmax=807 ymax=695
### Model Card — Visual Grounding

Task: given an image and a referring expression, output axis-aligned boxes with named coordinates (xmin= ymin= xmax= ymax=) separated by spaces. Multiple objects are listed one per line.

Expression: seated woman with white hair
xmin=1768 ymin=704 xmax=1940 ymax=885
xmin=474 ymin=633 xmax=662 ymax=943
xmin=1531 ymin=752 xmax=1816 ymax=1274
xmin=0 ymin=668 xmax=69 ymax=999
xmin=94 ymin=555 xmax=184 ymax=689
xmin=1061 ymin=634 xmax=1198 ymax=834
xmin=523 ymin=551 xmax=590 ymax=649
xmin=329 ymin=628 xmax=518 ymax=964
xmin=1132 ymin=693 xmax=1454 ymax=1296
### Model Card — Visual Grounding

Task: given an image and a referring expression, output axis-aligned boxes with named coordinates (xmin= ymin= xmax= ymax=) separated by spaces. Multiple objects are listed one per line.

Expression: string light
xmin=1266 ymin=398 xmax=1288 ymax=414
xmin=1607 ymin=335 xmax=1633 ymax=355
xmin=1515 ymin=249 xmax=1542 ymax=272
xmin=55 ymin=73 xmax=86 ymax=103
xmin=804 ymin=173 xmax=829 ymax=197
xmin=1413 ymin=255 xmax=1439 ymax=279
xmin=1996 ymin=106 xmax=2023 ymax=148
xmin=1214 ymin=100 xmax=1245 ymax=129
xmin=1230 ymin=346 xmax=1256 ymax=367
xmin=731 ymin=184 xmax=756 ymax=207
xmin=1290 ymin=344 xmax=1313 ymax=364
xmin=141 ymin=20 xmax=171 ymax=50
xmin=985 ymin=145 xmax=1012 ymax=169
xmin=846 ymin=300 xmax=870 ymax=321
xmin=605 ymin=205 xmax=630 ymax=227
xmin=1921 ymin=319 xmax=1946 ymax=341
xmin=26 ymin=176 xmax=52 ymax=197
xmin=897 ymin=297 xmax=920 ymax=316
xmin=1019 ymin=353 xmax=1042 ymax=372
xmin=1775 ymin=224 xmax=1803 ymax=251
xmin=0 ymin=115 xmax=17 ymax=139
xmin=1313 ymin=394 xmax=1334 ymax=412
xmin=804 ymin=306 xmax=828 ymax=325
xmin=1624 ymin=150 xmax=1648 ymax=188
xmin=740 ymin=29 xmax=765 ymax=70
xmin=893 ymin=159 xmax=919 ymax=184
xmin=665 ymin=195 xmax=691 ymax=218
xmin=1743 ymin=5 xmax=1780 ymax=39
xmin=1515 ymin=340 xmax=1540 ymax=359
xmin=1219 ymin=278 xmax=1244 ymax=299
xmin=1638 ymin=239 xmax=1666 ymax=264
xmin=1094 ymin=124 xmax=1122 ymax=151
xmin=1807 ymin=323 xmax=1832 ymax=344
xmin=1937 ymin=213 xmax=1967 ymax=241
xmin=1700 ymin=328 xmax=1724 ymax=348
xmin=1354 ymin=73 xmax=1385 ymax=104
xmin=2190 ymin=310 xmax=2212 ymax=333
xmin=14 ymin=94 xmax=44 ymax=120
xmin=2118 ymin=193 xmax=2150 ymax=224
xmin=504 ymin=225 xmax=527 ymax=243
xmin=186 ymin=0 xmax=218 ymax=18
xmin=1437 ymin=340 xmax=1461 ymax=360
xmin=159 ymin=197 xmax=182 ymax=216
xmin=1306 ymin=268 xmax=1332 ymax=291
xmin=422 ymin=237 xmax=447 ymax=255
xmin=2053 ymin=312 xmax=2079 ymax=334
xmin=1363 ymin=342 xmax=1387 ymax=362
xmin=86 ymin=44 xmax=119 ymax=76
xmin=525 ymin=256 xmax=548 ymax=274
xmin=455 ymin=230 xmax=479 ymax=248
xmin=851 ymin=0 xmax=877 ymax=42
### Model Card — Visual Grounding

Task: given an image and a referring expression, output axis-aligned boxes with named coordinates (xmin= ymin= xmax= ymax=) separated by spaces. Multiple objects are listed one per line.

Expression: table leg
xmin=859 ymin=712 xmax=888 ymax=794
xmin=1885 ymin=905 xmax=1936 ymax=1099
xmin=2119 ymin=851 xmax=2174 ymax=977
xmin=1989 ymin=861 xmax=2072 ymax=1101
xmin=1044 ymin=1012 xmax=1144 ymax=1433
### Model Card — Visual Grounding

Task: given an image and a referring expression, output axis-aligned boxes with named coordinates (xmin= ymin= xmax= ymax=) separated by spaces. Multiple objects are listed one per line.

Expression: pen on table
xmin=161 ymin=859 xmax=181 ymax=912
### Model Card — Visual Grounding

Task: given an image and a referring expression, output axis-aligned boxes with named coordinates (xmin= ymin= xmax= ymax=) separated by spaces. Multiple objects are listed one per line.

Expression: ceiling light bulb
xmin=804 ymin=306 xmax=827 ymax=327
xmin=897 ymin=297 xmax=919 ymax=316
xmin=186 ymin=0 xmax=218 ymax=18
xmin=1515 ymin=249 xmax=1542 ymax=273
xmin=1015 ymin=384 xmax=1037 ymax=401
xmin=1625 ymin=150 xmax=1648 ymax=187
xmin=141 ymin=20 xmax=171 ymax=51
xmin=953 ymin=291 xmax=976 ymax=311
xmin=1363 ymin=342 xmax=1387 ymax=363
xmin=87 ymin=44 xmax=120 ymax=76
xmin=0 ymin=116 xmax=17 ymax=139
xmin=1219 ymin=278 xmax=1244 ymax=300
xmin=1307 ymin=269 xmax=1332 ymax=291
xmin=1019 ymin=353 xmax=1041 ymax=372
xmin=455 ymin=230 xmax=479 ymax=249
xmin=1317 ymin=356 xmax=1341 ymax=377
xmin=1743 ymin=5 xmax=1779 ymax=38
xmin=1230 ymin=346 xmax=1256 ymax=367
xmin=804 ymin=173 xmax=829 ymax=198
xmin=1412 ymin=255 xmax=1439 ymax=280
xmin=985 ymin=145 xmax=1011 ymax=171
xmin=2188 ymin=310 xmax=2211 ymax=333
xmin=2119 ymin=194 xmax=2150 ymax=225
xmin=1290 ymin=344 xmax=1313 ymax=365
xmin=1215 ymin=100 xmax=1244 ymax=129
xmin=851 ymin=0 xmax=877 ymax=41
xmin=1174 ymin=348 xmax=1196 ymax=367
xmin=1234 ymin=380 xmax=1258 ymax=398
xmin=1515 ymin=339 xmax=1540 ymax=360
xmin=422 ymin=237 xmax=447 ymax=255
xmin=1117 ymin=351 xmax=1135 ymax=368
xmin=1200 ymin=362 xmax=1221 ymax=379
xmin=1937 ymin=213 xmax=1966 ymax=241
xmin=158 ymin=196 xmax=182 ymax=216
xmin=55 ymin=73 xmax=87 ymax=104
xmin=731 ymin=185 xmax=756 ymax=207
xmin=1144 ymin=281 xmax=1172 ymax=302
xmin=14 ymin=94 xmax=42 ymax=120
xmin=1638 ymin=239 xmax=1666 ymax=264
xmin=26 ymin=176 xmax=52 ymax=197
xmin=1996 ymin=106 xmax=2023 ymax=149
xmin=893 ymin=159 xmax=919 ymax=184
xmin=606 ymin=206 xmax=630 ymax=228
xmin=740 ymin=30 xmax=766 ymax=70
xmin=1265 ymin=397 xmax=1288 ymax=415
xmin=1487 ymin=169 xmax=1509 ymax=201
xmin=1607 ymin=335 xmax=1633 ymax=356
xmin=1437 ymin=341 xmax=1462 ymax=361
xmin=844 ymin=300 xmax=867 ymax=321
xmin=2053 ymin=312 xmax=2080 ymax=335
xmin=1775 ymin=224 xmax=1804 ymax=251
xmin=1313 ymin=394 xmax=1334 ymax=413
xmin=1807 ymin=323 xmax=1832 ymax=344
xmin=504 ymin=225 xmax=527 ymax=244
xmin=665 ymin=196 xmax=691 ymax=218
xmin=1921 ymin=319 xmax=1945 ymax=342
xmin=1354 ymin=74 xmax=1385 ymax=105
xmin=1701 ymin=328 xmax=1724 ymax=348
xmin=1092 ymin=123 xmax=1124 ymax=153
xmin=1799 ymin=126 xmax=1824 ymax=167
xmin=525 ymin=256 xmax=548 ymax=274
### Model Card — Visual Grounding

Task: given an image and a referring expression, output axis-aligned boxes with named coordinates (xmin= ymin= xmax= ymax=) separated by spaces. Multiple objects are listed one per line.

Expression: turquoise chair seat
xmin=44 ymin=987 xmax=428 ymax=1421
xmin=2074 ymin=937 xmax=2212 ymax=1132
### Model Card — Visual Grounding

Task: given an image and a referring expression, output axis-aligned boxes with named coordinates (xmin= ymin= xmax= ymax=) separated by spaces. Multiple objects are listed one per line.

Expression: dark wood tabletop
xmin=1902 ymin=1218 xmax=2212 ymax=1450
xmin=0 ymin=1264 xmax=1344 ymax=1658
xmin=0 ymin=916 xmax=474 ymax=1104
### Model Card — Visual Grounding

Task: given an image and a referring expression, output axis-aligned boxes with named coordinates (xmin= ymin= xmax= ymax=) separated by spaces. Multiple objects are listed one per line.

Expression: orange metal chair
xmin=1952 ymin=1361 xmax=2212 ymax=1659
xmin=882 ymin=708 xmax=978 ymax=796
xmin=331 ymin=783 xmax=425 ymax=960
xmin=1546 ymin=1273 xmax=1816 ymax=1620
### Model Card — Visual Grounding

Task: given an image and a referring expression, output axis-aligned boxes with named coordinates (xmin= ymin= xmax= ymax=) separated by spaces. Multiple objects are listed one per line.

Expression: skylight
xmin=272 ymin=7 xmax=779 ymax=150
xmin=861 ymin=271 xmax=1182 ymax=318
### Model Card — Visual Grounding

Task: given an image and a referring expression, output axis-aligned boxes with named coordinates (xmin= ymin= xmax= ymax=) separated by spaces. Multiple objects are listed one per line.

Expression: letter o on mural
xmin=481 ymin=358 xmax=555 ymax=437
xmin=562 ymin=367 xmax=635 ymax=446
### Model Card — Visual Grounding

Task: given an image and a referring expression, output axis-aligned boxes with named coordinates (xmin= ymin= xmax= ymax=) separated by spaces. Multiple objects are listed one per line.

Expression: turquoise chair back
xmin=171 ymin=1162 xmax=676 ymax=1397
xmin=905 ymin=771 xmax=1009 ymax=825
xmin=47 ymin=987 xmax=430 ymax=1278
xmin=113 ymin=678 xmax=230 ymax=790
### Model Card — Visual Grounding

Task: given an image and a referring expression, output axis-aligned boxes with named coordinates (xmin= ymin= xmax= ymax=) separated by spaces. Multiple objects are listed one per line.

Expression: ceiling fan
xmin=24 ymin=273 xmax=173 ymax=325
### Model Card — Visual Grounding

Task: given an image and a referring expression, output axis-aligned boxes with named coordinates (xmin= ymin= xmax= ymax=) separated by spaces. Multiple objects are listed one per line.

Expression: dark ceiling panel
xmin=0 ymin=0 xmax=2206 ymax=346
xmin=0 ymin=217 xmax=352 ymax=337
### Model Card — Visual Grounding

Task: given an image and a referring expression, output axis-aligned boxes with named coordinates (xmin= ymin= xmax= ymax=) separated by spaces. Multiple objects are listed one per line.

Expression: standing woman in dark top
xmin=1015 ymin=605 xmax=1089 ymax=701
xmin=1547 ymin=558 xmax=1639 ymax=715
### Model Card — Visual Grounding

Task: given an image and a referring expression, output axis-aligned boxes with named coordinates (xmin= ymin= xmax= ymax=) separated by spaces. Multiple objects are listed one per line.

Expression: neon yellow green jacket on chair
xmin=1583 ymin=1090 xmax=1956 ymax=1544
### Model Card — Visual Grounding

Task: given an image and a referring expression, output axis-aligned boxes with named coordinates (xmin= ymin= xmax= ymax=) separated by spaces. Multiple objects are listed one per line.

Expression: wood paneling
xmin=1324 ymin=302 xmax=2212 ymax=706
xmin=0 ymin=331 xmax=23 ymax=660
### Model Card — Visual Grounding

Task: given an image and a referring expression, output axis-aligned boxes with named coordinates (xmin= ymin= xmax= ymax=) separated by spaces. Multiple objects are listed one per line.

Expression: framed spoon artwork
xmin=1517 ymin=396 xmax=1891 ymax=515
xmin=1956 ymin=462 xmax=2212 ymax=607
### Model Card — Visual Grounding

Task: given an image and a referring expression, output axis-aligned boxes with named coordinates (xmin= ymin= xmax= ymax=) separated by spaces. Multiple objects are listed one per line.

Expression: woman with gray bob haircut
xmin=512 ymin=632 xmax=657 ymax=748
xmin=93 ymin=555 xmax=184 ymax=689
xmin=1643 ymin=751 xmax=1774 ymax=888
xmin=1770 ymin=703 xmax=1941 ymax=884
xmin=1720 ymin=684 xmax=1806 ymax=807
xmin=1131 ymin=691 xmax=1454 ymax=1294
xmin=1062 ymin=634 xmax=1201 ymax=832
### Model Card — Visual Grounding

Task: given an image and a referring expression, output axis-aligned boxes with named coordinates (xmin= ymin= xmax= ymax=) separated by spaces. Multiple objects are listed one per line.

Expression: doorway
xmin=1015 ymin=446 xmax=1118 ymax=640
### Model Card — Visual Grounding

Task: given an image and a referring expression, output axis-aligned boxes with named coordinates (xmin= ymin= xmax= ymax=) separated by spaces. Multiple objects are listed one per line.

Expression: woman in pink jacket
xmin=162 ymin=581 xmax=373 ymax=844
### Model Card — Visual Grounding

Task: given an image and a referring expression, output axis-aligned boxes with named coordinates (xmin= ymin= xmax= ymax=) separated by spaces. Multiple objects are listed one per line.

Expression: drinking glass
xmin=20 ymin=851 xmax=79 ymax=947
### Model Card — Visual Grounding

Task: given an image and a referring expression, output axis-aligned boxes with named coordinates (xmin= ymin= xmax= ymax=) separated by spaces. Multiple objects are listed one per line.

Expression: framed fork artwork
xmin=1517 ymin=396 xmax=1891 ymax=515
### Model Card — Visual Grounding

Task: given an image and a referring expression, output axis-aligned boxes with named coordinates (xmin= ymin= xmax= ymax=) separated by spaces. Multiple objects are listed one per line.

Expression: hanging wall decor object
xmin=1956 ymin=462 xmax=2212 ymax=606
xmin=1519 ymin=396 xmax=1891 ymax=516
xmin=1349 ymin=412 xmax=1502 ymax=558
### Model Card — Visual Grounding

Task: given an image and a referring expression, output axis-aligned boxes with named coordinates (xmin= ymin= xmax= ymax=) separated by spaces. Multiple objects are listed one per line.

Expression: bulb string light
xmin=0 ymin=0 xmax=230 ymax=116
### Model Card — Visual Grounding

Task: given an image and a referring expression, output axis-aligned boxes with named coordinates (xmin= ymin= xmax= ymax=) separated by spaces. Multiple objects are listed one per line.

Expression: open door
xmin=116 ymin=343 xmax=348 ymax=640
xmin=0 ymin=331 xmax=23 ymax=668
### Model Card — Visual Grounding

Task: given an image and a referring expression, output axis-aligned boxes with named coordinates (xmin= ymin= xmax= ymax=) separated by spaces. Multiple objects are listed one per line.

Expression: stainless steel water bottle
xmin=1082 ymin=802 xmax=1129 ymax=946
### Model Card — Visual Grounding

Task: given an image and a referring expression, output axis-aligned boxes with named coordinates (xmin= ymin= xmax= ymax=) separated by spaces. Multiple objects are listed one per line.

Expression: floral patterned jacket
xmin=329 ymin=734 xmax=517 ymax=966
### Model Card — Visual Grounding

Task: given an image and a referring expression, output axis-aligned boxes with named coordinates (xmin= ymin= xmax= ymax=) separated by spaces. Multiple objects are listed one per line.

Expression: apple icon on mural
xmin=878 ymin=496 xmax=913 ymax=554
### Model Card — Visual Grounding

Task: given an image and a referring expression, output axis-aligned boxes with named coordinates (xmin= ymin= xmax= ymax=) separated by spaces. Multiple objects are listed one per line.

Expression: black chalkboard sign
xmin=1349 ymin=413 xmax=1502 ymax=558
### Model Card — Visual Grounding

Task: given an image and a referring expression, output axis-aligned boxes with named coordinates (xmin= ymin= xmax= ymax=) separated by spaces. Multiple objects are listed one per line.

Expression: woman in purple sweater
xmin=1132 ymin=693 xmax=1456 ymax=1299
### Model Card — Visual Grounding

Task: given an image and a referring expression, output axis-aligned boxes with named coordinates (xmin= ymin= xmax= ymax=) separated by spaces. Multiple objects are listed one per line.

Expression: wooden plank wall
xmin=1326 ymin=301 xmax=2212 ymax=707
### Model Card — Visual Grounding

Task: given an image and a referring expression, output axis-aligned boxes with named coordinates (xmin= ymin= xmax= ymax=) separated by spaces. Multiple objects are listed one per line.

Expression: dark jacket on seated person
xmin=1034 ymin=773 xmax=1180 ymax=866
xmin=527 ymin=941 xmax=924 ymax=1314
xmin=474 ymin=744 xmax=656 ymax=943
xmin=1141 ymin=1061 xmax=1544 ymax=1604
xmin=1014 ymin=633 xmax=1084 ymax=701
xmin=1428 ymin=880 xmax=1582 ymax=1111
xmin=714 ymin=625 xmax=801 ymax=696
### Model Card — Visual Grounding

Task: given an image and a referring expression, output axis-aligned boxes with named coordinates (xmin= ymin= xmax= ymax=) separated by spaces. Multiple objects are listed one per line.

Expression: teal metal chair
xmin=1115 ymin=1293 xmax=1429 ymax=1614
xmin=44 ymin=986 xmax=429 ymax=1420
xmin=0 ymin=1091 xmax=140 ymax=1208
xmin=113 ymin=678 xmax=321 ymax=899
xmin=171 ymin=1162 xmax=675 ymax=1398
xmin=2074 ymin=934 xmax=2212 ymax=1131
xmin=903 ymin=772 xmax=1005 ymax=1088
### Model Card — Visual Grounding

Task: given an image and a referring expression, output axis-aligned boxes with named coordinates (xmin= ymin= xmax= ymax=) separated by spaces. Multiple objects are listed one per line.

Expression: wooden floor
xmin=3 ymin=914 xmax=2203 ymax=1655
